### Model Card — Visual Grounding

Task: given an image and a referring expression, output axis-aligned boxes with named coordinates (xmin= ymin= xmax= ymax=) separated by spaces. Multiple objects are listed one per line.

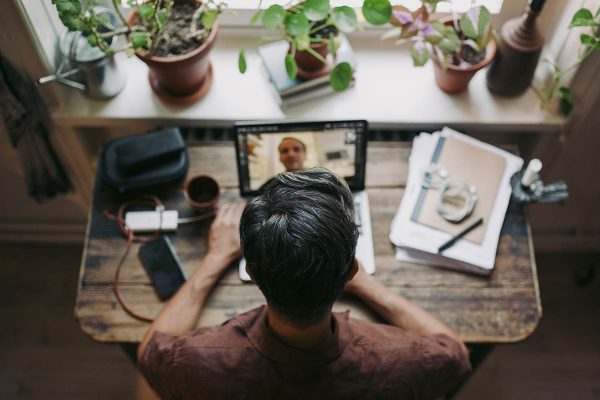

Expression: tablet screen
xmin=235 ymin=121 xmax=367 ymax=195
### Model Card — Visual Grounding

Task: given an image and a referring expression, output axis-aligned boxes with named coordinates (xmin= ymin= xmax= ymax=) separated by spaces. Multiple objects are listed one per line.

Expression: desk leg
xmin=120 ymin=343 xmax=140 ymax=365
xmin=449 ymin=344 xmax=495 ymax=399
xmin=467 ymin=343 xmax=494 ymax=371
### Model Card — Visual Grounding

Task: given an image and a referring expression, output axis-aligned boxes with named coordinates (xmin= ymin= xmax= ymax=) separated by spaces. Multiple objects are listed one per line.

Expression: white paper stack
xmin=389 ymin=127 xmax=523 ymax=275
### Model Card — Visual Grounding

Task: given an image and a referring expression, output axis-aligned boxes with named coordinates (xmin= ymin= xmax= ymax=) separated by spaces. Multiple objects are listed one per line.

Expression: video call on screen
xmin=241 ymin=129 xmax=359 ymax=191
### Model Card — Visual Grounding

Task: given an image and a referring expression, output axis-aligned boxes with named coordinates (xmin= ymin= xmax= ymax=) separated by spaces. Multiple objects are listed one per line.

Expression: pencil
xmin=437 ymin=217 xmax=484 ymax=253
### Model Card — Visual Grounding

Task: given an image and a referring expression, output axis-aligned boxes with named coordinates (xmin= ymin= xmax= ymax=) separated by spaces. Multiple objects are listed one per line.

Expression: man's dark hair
xmin=240 ymin=168 xmax=358 ymax=327
xmin=278 ymin=137 xmax=306 ymax=153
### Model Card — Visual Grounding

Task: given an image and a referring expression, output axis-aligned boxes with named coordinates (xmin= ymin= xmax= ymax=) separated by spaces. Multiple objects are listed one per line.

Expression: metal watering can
xmin=38 ymin=8 xmax=126 ymax=99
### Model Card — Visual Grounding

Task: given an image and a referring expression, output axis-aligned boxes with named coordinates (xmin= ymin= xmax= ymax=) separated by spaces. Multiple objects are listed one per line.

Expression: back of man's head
xmin=240 ymin=168 xmax=358 ymax=327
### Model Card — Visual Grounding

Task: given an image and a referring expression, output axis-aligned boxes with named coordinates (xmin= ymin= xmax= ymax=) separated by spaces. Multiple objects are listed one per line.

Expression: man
xmin=278 ymin=137 xmax=306 ymax=172
xmin=138 ymin=168 xmax=471 ymax=399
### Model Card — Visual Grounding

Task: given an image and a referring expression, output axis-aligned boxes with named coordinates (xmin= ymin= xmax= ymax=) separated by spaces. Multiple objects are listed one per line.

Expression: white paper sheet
xmin=389 ymin=127 xmax=523 ymax=273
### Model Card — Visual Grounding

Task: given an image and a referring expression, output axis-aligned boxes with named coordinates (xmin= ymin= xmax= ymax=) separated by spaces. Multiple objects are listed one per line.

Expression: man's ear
xmin=245 ymin=264 xmax=255 ymax=282
xmin=349 ymin=258 xmax=359 ymax=280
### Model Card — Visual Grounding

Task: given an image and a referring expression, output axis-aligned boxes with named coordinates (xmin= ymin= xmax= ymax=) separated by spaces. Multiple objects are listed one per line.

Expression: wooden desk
xmin=75 ymin=142 xmax=541 ymax=344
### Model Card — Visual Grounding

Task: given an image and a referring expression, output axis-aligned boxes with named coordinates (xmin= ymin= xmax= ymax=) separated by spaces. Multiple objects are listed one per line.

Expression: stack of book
xmin=389 ymin=127 xmax=524 ymax=275
xmin=258 ymin=33 xmax=356 ymax=108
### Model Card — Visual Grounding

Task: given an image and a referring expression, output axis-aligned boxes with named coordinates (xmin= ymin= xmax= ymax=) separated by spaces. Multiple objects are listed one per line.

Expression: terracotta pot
xmin=128 ymin=5 xmax=218 ymax=100
xmin=431 ymin=22 xmax=497 ymax=94
xmin=294 ymin=41 xmax=329 ymax=73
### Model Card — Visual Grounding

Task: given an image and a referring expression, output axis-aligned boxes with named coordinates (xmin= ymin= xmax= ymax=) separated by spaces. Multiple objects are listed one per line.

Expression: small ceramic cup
xmin=184 ymin=175 xmax=220 ymax=211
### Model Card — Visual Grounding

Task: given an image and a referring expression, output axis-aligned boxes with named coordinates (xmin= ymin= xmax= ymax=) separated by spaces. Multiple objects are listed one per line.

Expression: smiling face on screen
xmin=278 ymin=138 xmax=306 ymax=172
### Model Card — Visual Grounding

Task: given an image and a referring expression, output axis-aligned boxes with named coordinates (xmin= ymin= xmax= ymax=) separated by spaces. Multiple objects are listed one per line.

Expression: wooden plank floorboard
xmin=457 ymin=252 xmax=600 ymax=400
xmin=0 ymin=243 xmax=138 ymax=400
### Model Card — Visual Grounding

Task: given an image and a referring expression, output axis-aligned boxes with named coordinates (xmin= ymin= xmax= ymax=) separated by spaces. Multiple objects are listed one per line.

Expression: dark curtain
xmin=0 ymin=52 xmax=71 ymax=201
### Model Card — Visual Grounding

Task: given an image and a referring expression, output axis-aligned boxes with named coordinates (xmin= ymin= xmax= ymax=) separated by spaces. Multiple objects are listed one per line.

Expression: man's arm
xmin=137 ymin=202 xmax=245 ymax=361
xmin=345 ymin=260 xmax=468 ymax=357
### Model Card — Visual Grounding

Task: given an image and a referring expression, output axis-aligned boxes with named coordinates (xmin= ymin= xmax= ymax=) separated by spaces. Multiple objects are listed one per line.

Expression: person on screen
xmin=278 ymin=137 xmax=306 ymax=172
xmin=138 ymin=168 xmax=471 ymax=399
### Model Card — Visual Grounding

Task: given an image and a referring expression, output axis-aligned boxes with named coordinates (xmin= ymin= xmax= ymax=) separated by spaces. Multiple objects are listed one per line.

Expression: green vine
xmin=537 ymin=7 xmax=600 ymax=116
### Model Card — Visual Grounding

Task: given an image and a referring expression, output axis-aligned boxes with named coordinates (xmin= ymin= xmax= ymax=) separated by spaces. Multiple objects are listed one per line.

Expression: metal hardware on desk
xmin=511 ymin=159 xmax=568 ymax=204
xmin=511 ymin=174 xmax=569 ymax=203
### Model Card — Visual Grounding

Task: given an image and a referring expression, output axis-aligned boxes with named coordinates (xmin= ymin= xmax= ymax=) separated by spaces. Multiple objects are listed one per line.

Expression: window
xmin=227 ymin=0 xmax=503 ymax=13
xmin=222 ymin=0 xmax=506 ymax=26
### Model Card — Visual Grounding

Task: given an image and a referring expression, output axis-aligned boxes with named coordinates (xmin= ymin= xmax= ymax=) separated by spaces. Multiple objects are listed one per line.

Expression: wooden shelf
xmin=51 ymin=29 xmax=562 ymax=131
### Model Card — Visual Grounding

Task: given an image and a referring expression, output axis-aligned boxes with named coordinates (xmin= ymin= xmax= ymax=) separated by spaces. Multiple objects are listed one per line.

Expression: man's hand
xmin=206 ymin=202 xmax=245 ymax=267
xmin=138 ymin=201 xmax=247 ymax=361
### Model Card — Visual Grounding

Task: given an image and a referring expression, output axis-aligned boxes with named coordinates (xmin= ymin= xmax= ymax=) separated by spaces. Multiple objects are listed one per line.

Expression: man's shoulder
xmin=343 ymin=316 xmax=468 ymax=369
xmin=177 ymin=306 xmax=264 ymax=350
xmin=339 ymin=317 xmax=471 ymax=393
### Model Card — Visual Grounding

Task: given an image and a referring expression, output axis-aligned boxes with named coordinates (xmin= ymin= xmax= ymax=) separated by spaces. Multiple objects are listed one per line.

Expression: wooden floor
xmin=0 ymin=243 xmax=599 ymax=399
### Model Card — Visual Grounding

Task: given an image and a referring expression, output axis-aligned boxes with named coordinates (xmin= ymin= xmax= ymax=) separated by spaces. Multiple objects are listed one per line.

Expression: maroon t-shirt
xmin=139 ymin=306 xmax=470 ymax=399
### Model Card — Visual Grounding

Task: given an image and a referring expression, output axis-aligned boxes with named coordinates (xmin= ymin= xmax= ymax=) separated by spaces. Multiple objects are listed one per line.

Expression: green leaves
xmin=580 ymin=33 xmax=599 ymax=48
xmin=263 ymin=5 xmax=285 ymax=29
xmin=569 ymin=8 xmax=597 ymax=27
xmin=86 ymin=34 xmax=98 ymax=47
xmin=51 ymin=0 xmax=89 ymax=32
xmin=295 ymin=33 xmax=311 ymax=51
xmin=332 ymin=6 xmax=358 ymax=33
xmin=157 ymin=9 xmax=167 ymax=28
xmin=61 ymin=16 xmax=89 ymax=31
xmin=138 ymin=3 xmax=155 ymax=21
xmin=202 ymin=10 xmax=219 ymax=29
xmin=460 ymin=5 xmax=491 ymax=40
xmin=410 ymin=44 xmax=429 ymax=66
xmin=437 ymin=31 xmax=461 ymax=52
xmin=285 ymin=54 xmax=298 ymax=79
xmin=329 ymin=62 xmax=353 ymax=91
xmin=238 ymin=49 xmax=247 ymax=73
xmin=362 ymin=0 xmax=392 ymax=26
xmin=303 ymin=0 xmax=330 ymax=22
xmin=558 ymin=86 xmax=573 ymax=116
xmin=130 ymin=32 xmax=149 ymax=50
xmin=285 ymin=13 xmax=309 ymax=37
xmin=249 ymin=9 xmax=263 ymax=26
xmin=328 ymin=33 xmax=339 ymax=57
xmin=52 ymin=0 xmax=81 ymax=15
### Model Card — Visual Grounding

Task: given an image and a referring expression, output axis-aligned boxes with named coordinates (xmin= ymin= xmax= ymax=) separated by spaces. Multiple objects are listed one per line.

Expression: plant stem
xmin=310 ymin=22 xmax=330 ymax=35
xmin=553 ymin=42 xmax=599 ymax=81
xmin=99 ymin=26 xmax=132 ymax=38
xmin=539 ymin=41 xmax=599 ymax=109
xmin=304 ymin=45 xmax=327 ymax=64
xmin=112 ymin=0 xmax=129 ymax=28
xmin=191 ymin=1 xmax=207 ymax=34
xmin=149 ymin=0 xmax=167 ymax=55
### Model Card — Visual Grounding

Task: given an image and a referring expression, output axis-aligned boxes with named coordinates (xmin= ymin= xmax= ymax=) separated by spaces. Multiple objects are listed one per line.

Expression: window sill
xmin=51 ymin=28 xmax=562 ymax=131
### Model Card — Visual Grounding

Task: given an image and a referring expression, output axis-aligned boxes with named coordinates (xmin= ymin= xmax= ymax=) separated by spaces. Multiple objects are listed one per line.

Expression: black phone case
xmin=138 ymin=236 xmax=186 ymax=300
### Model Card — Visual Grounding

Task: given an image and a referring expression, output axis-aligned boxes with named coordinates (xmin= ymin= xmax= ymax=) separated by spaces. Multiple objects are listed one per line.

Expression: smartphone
xmin=138 ymin=236 xmax=186 ymax=300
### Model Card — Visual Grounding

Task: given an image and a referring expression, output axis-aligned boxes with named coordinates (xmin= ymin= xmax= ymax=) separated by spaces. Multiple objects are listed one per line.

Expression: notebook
xmin=411 ymin=135 xmax=507 ymax=244
xmin=234 ymin=120 xmax=375 ymax=282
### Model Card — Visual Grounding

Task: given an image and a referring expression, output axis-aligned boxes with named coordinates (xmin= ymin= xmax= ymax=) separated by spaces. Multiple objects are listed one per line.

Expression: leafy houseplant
xmin=382 ymin=0 xmax=496 ymax=93
xmin=50 ymin=0 xmax=223 ymax=100
xmin=238 ymin=0 xmax=358 ymax=91
xmin=238 ymin=0 xmax=391 ymax=92
xmin=538 ymin=6 xmax=600 ymax=116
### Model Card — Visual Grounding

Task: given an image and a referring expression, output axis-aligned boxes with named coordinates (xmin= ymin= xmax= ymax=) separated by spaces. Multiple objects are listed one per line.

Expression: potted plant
xmin=50 ymin=0 xmax=223 ymax=102
xmin=382 ymin=0 xmax=496 ymax=93
xmin=537 ymin=5 xmax=600 ymax=116
xmin=239 ymin=0 xmax=381 ymax=92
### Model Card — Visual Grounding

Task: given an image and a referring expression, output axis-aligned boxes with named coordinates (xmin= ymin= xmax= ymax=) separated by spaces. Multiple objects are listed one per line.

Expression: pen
xmin=437 ymin=217 xmax=484 ymax=253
